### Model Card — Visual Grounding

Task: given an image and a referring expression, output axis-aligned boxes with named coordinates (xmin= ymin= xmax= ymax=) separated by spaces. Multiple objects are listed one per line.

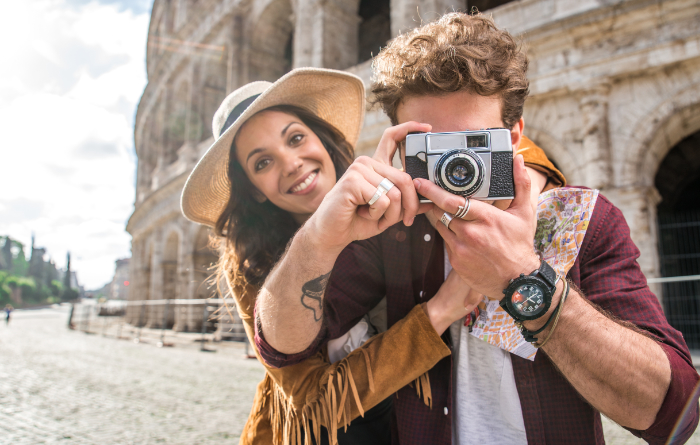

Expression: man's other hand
xmin=415 ymin=154 xmax=540 ymax=300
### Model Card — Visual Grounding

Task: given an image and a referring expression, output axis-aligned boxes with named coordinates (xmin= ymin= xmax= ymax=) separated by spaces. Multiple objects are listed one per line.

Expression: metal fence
xmin=68 ymin=298 xmax=251 ymax=353
xmin=657 ymin=210 xmax=700 ymax=349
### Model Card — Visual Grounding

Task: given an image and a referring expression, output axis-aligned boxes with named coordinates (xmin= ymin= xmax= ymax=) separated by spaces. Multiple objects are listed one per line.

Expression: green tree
xmin=1 ymin=237 xmax=13 ymax=272
xmin=10 ymin=240 xmax=28 ymax=276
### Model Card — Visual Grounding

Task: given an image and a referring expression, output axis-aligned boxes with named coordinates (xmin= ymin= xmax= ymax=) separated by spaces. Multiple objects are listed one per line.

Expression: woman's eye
xmin=289 ymin=133 xmax=304 ymax=145
xmin=255 ymin=158 xmax=271 ymax=171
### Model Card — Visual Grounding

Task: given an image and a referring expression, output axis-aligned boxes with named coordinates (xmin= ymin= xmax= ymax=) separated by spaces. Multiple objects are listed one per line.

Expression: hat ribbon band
xmin=220 ymin=93 xmax=261 ymax=137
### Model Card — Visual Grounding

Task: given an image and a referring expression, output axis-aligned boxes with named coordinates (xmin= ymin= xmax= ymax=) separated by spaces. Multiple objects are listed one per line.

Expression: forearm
xmin=526 ymin=285 xmax=671 ymax=430
xmin=265 ymin=304 xmax=450 ymax=426
xmin=258 ymin=221 xmax=344 ymax=354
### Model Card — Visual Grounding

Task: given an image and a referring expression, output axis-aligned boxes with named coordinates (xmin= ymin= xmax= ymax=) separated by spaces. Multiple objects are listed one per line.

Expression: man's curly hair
xmin=371 ymin=12 xmax=529 ymax=129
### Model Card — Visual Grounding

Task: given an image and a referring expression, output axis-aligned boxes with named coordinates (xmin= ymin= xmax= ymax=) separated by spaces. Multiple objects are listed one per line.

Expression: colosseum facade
xmin=126 ymin=0 xmax=700 ymax=343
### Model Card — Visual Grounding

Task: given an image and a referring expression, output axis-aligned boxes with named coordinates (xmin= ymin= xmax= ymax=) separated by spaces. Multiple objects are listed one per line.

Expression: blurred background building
xmin=126 ymin=0 xmax=700 ymax=344
xmin=110 ymin=258 xmax=130 ymax=300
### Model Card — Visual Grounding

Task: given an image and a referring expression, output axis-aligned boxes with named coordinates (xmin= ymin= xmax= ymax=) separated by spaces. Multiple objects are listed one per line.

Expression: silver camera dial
xmin=434 ymin=149 xmax=485 ymax=196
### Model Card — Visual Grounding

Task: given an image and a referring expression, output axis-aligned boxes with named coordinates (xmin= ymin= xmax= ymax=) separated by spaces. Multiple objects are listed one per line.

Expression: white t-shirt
xmin=446 ymin=250 xmax=527 ymax=445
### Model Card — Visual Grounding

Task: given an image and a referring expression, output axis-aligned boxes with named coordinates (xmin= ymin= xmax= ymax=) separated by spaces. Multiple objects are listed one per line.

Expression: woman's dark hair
xmin=214 ymin=105 xmax=354 ymax=289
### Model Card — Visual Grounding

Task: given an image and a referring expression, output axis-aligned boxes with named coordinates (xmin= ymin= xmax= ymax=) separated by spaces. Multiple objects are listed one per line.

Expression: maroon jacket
xmin=256 ymin=193 xmax=700 ymax=444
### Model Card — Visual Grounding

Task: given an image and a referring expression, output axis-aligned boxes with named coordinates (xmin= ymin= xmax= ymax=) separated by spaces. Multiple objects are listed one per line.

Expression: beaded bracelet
xmin=534 ymin=279 xmax=570 ymax=349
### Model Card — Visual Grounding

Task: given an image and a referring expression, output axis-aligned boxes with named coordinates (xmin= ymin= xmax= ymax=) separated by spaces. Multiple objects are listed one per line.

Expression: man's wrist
xmin=496 ymin=254 xmax=542 ymax=301
xmin=521 ymin=278 xmax=565 ymax=332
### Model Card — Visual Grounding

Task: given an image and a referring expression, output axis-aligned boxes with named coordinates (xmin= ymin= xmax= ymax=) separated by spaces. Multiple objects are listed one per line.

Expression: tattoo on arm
xmin=300 ymin=272 xmax=331 ymax=322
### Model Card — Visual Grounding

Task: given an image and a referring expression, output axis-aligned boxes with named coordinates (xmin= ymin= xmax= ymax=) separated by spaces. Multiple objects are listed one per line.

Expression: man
xmin=254 ymin=13 xmax=700 ymax=444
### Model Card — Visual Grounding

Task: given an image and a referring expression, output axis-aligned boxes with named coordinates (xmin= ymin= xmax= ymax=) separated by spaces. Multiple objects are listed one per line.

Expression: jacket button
xmin=444 ymin=407 xmax=449 ymax=415
xmin=424 ymin=234 xmax=431 ymax=242
xmin=419 ymin=291 xmax=424 ymax=297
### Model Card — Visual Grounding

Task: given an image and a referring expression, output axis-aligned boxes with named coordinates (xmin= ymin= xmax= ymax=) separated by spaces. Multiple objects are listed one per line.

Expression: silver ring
xmin=368 ymin=178 xmax=395 ymax=206
xmin=440 ymin=212 xmax=454 ymax=228
xmin=455 ymin=197 xmax=471 ymax=219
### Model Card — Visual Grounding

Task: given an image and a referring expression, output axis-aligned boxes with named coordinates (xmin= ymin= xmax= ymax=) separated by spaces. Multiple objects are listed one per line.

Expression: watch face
xmin=511 ymin=284 xmax=545 ymax=317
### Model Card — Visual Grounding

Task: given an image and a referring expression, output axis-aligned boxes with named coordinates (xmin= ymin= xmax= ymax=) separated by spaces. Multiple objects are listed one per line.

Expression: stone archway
xmin=622 ymin=82 xmax=700 ymax=189
xmin=162 ymin=232 xmax=180 ymax=301
xmin=146 ymin=230 xmax=181 ymax=329
xmin=174 ymin=226 xmax=218 ymax=332
xmin=524 ymin=127 xmax=583 ymax=186
xmin=654 ymin=129 xmax=700 ymax=349
xmin=249 ymin=0 xmax=294 ymax=82
xmin=466 ymin=0 xmax=518 ymax=13
xmin=164 ymin=79 xmax=190 ymax=164
xmin=358 ymin=0 xmax=391 ymax=64
xmin=127 ymin=240 xmax=153 ymax=327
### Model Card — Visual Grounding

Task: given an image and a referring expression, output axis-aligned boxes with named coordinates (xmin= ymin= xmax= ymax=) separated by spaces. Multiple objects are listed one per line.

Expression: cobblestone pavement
xmin=1 ymin=307 xmax=698 ymax=444
xmin=1 ymin=307 xmax=264 ymax=444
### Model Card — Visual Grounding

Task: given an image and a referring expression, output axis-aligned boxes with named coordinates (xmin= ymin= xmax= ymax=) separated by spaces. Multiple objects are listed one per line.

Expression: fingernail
xmin=407 ymin=216 xmax=415 ymax=226
xmin=413 ymin=179 xmax=422 ymax=190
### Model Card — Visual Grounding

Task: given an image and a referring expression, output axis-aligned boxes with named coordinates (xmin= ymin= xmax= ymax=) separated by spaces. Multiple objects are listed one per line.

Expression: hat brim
xmin=181 ymin=68 xmax=366 ymax=228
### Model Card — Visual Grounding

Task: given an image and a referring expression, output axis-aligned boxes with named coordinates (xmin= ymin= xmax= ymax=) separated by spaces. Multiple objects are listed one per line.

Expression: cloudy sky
xmin=0 ymin=0 xmax=152 ymax=289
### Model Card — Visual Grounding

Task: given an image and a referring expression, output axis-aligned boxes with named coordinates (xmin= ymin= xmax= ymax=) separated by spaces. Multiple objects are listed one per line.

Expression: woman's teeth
xmin=290 ymin=171 xmax=317 ymax=193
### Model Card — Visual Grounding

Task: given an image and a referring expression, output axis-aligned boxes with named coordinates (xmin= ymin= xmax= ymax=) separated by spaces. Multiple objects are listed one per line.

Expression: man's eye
xmin=255 ymin=159 xmax=271 ymax=171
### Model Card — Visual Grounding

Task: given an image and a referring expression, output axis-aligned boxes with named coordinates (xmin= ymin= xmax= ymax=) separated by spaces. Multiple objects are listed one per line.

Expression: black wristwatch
xmin=500 ymin=260 xmax=559 ymax=323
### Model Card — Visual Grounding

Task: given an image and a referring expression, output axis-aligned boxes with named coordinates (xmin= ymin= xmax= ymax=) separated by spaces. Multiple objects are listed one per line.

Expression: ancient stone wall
xmin=127 ymin=0 xmax=700 ymax=330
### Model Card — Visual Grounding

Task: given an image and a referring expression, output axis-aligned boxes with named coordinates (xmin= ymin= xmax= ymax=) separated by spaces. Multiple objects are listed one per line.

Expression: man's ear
xmin=252 ymin=189 xmax=267 ymax=203
xmin=510 ymin=118 xmax=524 ymax=150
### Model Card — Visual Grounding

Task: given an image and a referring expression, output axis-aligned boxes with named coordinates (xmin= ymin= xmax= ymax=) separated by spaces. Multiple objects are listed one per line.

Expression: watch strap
xmin=532 ymin=260 xmax=557 ymax=291
xmin=517 ymin=288 xmax=558 ymax=342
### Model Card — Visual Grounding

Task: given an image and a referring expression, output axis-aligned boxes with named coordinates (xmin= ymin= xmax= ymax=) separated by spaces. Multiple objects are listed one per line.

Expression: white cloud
xmin=0 ymin=0 xmax=148 ymax=289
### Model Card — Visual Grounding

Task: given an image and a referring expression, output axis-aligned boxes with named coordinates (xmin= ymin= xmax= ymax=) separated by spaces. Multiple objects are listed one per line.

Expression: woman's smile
xmin=288 ymin=169 xmax=319 ymax=195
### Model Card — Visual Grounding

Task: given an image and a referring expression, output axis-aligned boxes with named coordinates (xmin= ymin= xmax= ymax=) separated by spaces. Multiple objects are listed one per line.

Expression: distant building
xmin=111 ymin=258 xmax=130 ymax=300
xmin=128 ymin=0 xmax=700 ymax=342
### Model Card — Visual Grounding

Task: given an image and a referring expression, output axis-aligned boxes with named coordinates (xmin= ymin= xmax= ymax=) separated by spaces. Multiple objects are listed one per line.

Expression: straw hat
xmin=181 ymin=68 xmax=366 ymax=228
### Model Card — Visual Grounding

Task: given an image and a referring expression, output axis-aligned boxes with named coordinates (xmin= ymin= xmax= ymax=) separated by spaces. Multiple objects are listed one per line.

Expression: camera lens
xmin=446 ymin=160 xmax=474 ymax=186
xmin=435 ymin=149 xmax=484 ymax=196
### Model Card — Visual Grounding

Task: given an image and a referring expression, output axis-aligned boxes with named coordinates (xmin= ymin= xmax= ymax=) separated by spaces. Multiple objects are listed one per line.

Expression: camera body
xmin=404 ymin=128 xmax=515 ymax=203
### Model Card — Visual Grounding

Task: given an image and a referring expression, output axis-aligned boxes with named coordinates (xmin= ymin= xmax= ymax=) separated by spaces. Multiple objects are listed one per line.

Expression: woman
xmin=181 ymin=68 xmax=562 ymax=444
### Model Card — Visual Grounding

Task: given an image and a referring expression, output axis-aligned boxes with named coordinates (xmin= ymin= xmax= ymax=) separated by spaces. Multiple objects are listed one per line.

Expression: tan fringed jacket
xmin=229 ymin=137 xmax=565 ymax=445
xmin=229 ymin=278 xmax=451 ymax=445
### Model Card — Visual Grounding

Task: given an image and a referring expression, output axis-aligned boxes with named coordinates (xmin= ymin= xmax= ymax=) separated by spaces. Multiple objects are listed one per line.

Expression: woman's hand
xmin=304 ymin=121 xmax=432 ymax=255
xmin=426 ymin=270 xmax=483 ymax=335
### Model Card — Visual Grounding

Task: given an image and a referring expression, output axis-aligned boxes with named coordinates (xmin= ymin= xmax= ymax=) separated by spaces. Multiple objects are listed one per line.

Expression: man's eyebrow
xmin=281 ymin=121 xmax=301 ymax=137
xmin=246 ymin=148 xmax=265 ymax=163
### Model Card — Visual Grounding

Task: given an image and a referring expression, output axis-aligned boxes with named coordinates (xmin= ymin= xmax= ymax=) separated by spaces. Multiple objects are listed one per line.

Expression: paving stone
xmin=3 ymin=307 xmax=698 ymax=444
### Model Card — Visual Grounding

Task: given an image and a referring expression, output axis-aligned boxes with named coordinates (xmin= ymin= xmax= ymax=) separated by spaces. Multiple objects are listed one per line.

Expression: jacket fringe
xmin=266 ymin=352 xmax=433 ymax=445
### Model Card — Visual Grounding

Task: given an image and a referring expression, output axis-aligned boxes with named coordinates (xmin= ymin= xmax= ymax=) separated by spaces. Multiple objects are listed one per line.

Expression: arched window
xmin=193 ymin=227 xmax=217 ymax=300
xmin=249 ymin=0 xmax=294 ymax=81
xmin=201 ymin=62 xmax=228 ymax=141
xmin=466 ymin=0 xmax=518 ymax=13
xmin=358 ymin=0 xmax=391 ymax=64
xmin=162 ymin=232 xmax=180 ymax=302
xmin=655 ymin=130 xmax=700 ymax=348
xmin=164 ymin=80 xmax=190 ymax=163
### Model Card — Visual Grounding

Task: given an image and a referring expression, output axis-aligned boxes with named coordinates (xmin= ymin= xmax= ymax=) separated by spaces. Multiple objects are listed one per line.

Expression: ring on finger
xmin=368 ymin=178 xmax=395 ymax=206
xmin=440 ymin=212 xmax=454 ymax=229
xmin=455 ymin=196 xmax=471 ymax=219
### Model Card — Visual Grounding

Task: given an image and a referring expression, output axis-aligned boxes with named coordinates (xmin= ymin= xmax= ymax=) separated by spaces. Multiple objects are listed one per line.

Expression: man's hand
xmin=304 ymin=121 xmax=431 ymax=255
xmin=415 ymin=154 xmax=540 ymax=299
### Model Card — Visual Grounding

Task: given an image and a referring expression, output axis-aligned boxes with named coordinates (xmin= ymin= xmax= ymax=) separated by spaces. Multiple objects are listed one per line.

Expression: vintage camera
xmin=404 ymin=128 xmax=515 ymax=203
